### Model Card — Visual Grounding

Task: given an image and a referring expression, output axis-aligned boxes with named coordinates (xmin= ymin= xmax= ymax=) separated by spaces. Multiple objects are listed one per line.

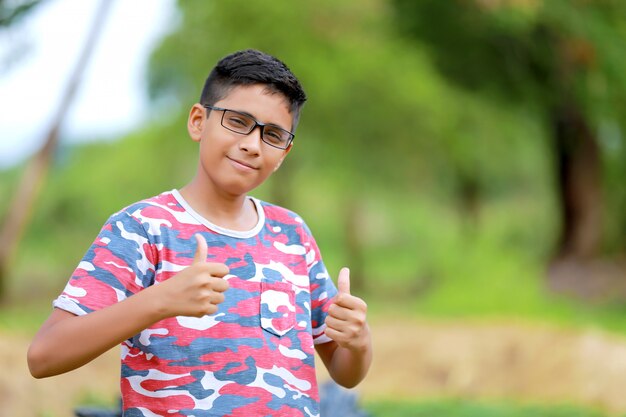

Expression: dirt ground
xmin=5 ymin=317 xmax=626 ymax=417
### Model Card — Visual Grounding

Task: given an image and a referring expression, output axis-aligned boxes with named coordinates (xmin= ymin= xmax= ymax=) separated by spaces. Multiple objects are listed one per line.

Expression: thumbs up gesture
xmin=155 ymin=234 xmax=230 ymax=319
xmin=324 ymin=267 xmax=369 ymax=352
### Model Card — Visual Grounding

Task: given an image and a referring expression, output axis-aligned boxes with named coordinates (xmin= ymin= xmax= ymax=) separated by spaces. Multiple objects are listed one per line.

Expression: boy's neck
xmin=178 ymin=180 xmax=258 ymax=232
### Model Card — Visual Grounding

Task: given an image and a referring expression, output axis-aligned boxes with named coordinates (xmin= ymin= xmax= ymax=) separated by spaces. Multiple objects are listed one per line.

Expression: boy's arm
xmin=28 ymin=234 xmax=229 ymax=378
xmin=315 ymin=268 xmax=372 ymax=388
xmin=29 ymin=288 xmax=170 ymax=378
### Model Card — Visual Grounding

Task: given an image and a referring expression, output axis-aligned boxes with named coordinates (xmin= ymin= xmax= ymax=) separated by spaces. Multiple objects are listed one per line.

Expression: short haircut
xmin=200 ymin=49 xmax=307 ymax=128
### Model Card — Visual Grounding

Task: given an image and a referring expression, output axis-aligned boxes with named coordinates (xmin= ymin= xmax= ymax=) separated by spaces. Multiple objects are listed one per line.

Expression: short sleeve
xmin=53 ymin=210 xmax=157 ymax=316
xmin=300 ymin=222 xmax=338 ymax=345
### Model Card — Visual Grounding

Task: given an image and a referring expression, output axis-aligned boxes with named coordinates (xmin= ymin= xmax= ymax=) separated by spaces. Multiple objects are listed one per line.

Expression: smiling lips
xmin=227 ymin=156 xmax=259 ymax=170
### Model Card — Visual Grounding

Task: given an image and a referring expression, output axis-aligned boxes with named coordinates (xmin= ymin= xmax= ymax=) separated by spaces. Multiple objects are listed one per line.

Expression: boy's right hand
xmin=154 ymin=234 xmax=229 ymax=319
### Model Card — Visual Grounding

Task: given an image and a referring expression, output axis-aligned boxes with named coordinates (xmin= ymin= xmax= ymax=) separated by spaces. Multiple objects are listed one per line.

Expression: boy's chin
xmin=232 ymin=173 xmax=276 ymax=193
xmin=219 ymin=180 xmax=264 ymax=198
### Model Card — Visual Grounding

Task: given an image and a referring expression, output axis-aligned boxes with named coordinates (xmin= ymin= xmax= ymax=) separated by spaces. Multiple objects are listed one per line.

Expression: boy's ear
xmin=187 ymin=104 xmax=206 ymax=142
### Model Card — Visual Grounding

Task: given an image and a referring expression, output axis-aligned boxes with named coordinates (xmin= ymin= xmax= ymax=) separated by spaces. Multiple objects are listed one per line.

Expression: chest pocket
xmin=260 ymin=280 xmax=296 ymax=337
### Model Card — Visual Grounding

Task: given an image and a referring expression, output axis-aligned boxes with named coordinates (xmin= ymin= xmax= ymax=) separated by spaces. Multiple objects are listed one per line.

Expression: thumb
xmin=193 ymin=233 xmax=208 ymax=264
xmin=337 ymin=267 xmax=351 ymax=295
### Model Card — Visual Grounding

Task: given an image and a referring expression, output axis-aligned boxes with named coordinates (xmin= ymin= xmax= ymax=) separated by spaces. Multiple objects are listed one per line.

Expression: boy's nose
xmin=238 ymin=126 xmax=262 ymax=154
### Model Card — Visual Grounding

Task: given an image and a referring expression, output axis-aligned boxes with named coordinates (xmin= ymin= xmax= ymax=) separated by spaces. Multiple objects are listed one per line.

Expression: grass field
xmin=364 ymin=399 xmax=614 ymax=417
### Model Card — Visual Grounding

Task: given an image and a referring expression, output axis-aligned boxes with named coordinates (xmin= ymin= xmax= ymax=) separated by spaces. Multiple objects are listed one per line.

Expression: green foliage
xmin=392 ymin=0 xmax=626 ymax=107
xmin=0 ymin=300 xmax=50 ymax=333
xmin=392 ymin=0 xmax=626 ymax=253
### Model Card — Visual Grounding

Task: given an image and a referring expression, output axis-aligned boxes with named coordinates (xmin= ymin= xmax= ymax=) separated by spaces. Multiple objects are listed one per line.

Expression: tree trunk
xmin=0 ymin=0 xmax=113 ymax=301
xmin=551 ymin=101 xmax=603 ymax=260
xmin=455 ymin=170 xmax=481 ymax=237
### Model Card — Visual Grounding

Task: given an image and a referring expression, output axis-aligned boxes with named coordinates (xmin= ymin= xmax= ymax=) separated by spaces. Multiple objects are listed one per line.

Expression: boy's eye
xmin=263 ymin=128 xmax=285 ymax=144
xmin=227 ymin=116 xmax=251 ymax=127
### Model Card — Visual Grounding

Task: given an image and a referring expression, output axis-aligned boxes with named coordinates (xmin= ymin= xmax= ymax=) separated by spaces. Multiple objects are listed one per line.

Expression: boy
xmin=28 ymin=49 xmax=372 ymax=417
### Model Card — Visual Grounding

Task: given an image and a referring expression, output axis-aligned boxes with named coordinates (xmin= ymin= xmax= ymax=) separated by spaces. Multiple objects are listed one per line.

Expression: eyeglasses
xmin=203 ymin=105 xmax=295 ymax=150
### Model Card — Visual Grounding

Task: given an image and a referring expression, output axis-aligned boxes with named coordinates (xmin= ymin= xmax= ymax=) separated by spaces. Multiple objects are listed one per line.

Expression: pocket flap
xmin=260 ymin=281 xmax=296 ymax=337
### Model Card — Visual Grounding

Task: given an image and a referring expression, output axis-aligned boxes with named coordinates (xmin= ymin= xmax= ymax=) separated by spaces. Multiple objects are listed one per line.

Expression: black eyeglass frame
xmin=203 ymin=104 xmax=295 ymax=150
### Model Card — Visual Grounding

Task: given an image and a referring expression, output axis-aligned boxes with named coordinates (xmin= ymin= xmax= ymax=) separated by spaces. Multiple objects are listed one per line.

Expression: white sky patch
xmin=0 ymin=0 xmax=177 ymax=168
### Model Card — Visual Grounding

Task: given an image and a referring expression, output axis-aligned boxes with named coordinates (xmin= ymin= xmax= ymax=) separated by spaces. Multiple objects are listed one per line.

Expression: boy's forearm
xmin=27 ymin=285 xmax=164 ymax=378
xmin=325 ymin=326 xmax=372 ymax=388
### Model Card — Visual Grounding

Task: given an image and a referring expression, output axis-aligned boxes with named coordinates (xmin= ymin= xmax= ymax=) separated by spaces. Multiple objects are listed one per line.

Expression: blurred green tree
xmin=392 ymin=0 xmax=626 ymax=261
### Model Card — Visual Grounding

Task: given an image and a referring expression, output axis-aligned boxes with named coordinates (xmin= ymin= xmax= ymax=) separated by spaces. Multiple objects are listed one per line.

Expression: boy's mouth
xmin=227 ymin=156 xmax=259 ymax=170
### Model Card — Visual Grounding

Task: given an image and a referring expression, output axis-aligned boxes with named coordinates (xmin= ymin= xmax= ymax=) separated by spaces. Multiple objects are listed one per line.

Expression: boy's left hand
xmin=324 ymin=267 xmax=370 ymax=352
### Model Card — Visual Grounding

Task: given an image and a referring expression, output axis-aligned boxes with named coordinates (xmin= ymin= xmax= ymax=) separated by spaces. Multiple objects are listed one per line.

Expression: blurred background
xmin=1 ymin=0 xmax=626 ymax=416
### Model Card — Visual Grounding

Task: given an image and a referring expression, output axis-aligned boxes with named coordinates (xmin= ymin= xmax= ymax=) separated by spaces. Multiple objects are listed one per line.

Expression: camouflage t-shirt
xmin=54 ymin=190 xmax=338 ymax=417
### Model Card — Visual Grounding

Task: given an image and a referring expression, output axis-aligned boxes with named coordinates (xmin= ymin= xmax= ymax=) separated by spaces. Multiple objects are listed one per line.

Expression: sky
xmin=0 ymin=0 xmax=176 ymax=169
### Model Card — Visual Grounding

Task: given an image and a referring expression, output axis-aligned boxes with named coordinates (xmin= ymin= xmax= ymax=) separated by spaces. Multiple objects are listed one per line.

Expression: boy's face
xmin=188 ymin=84 xmax=294 ymax=198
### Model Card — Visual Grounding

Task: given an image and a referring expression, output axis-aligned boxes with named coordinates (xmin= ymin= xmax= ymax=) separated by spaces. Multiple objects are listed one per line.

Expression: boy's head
xmin=199 ymin=49 xmax=307 ymax=129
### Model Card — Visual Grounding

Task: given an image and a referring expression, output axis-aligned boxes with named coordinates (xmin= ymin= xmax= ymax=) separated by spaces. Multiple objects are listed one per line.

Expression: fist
xmin=157 ymin=234 xmax=230 ymax=318
xmin=324 ymin=267 xmax=369 ymax=351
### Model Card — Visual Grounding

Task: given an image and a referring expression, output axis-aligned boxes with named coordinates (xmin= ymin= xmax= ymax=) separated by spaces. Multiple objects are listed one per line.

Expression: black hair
xmin=200 ymin=49 xmax=307 ymax=128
